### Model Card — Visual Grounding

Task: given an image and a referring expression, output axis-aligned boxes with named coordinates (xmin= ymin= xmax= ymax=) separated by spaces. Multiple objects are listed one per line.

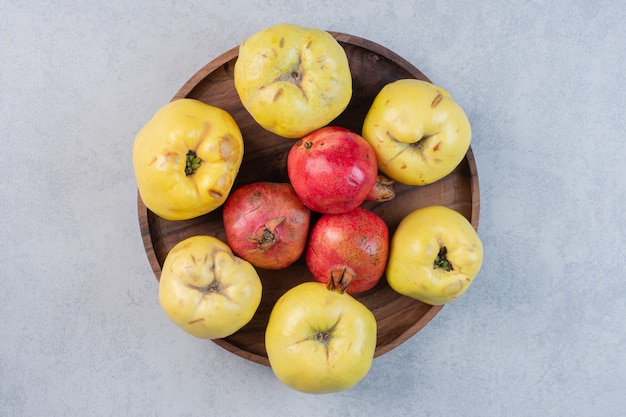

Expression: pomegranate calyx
xmin=247 ymin=216 xmax=286 ymax=253
xmin=366 ymin=174 xmax=396 ymax=202
xmin=326 ymin=267 xmax=355 ymax=294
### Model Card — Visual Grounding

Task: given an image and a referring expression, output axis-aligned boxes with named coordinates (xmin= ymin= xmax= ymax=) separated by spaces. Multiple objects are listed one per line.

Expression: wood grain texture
xmin=137 ymin=33 xmax=480 ymax=366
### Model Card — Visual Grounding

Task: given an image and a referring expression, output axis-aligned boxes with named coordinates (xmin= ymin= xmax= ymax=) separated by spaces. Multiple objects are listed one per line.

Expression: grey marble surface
xmin=1 ymin=1 xmax=625 ymax=416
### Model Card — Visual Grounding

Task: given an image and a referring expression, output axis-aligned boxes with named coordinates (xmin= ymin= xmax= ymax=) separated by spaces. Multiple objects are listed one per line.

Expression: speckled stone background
xmin=1 ymin=1 xmax=624 ymax=416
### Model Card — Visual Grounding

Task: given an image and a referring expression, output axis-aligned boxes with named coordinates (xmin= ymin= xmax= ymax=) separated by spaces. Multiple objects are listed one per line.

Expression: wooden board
xmin=137 ymin=32 xmax=480 ymax=366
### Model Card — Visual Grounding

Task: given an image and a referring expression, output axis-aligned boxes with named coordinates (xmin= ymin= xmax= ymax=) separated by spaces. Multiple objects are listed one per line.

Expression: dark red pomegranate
xmin=223 ymin=182 xmax=311 ymax=270
xmin=305 ymin=207 xmax=389 ymax=294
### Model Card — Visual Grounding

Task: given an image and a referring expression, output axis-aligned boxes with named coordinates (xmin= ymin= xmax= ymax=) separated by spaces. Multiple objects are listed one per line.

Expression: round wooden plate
xmin=137 ymin=32 xmax=480 ymax=366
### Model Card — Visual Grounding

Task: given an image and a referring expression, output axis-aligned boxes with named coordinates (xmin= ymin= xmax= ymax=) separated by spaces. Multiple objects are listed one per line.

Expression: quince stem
xmin=434 ymin=246 xmax=453 ymax=272
xmin=185 ymin=150 xmax=202 ymax=176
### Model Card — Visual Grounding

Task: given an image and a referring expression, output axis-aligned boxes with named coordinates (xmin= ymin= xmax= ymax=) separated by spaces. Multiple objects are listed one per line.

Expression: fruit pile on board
xmin=132 ymin=23 xmax=483 ymax=394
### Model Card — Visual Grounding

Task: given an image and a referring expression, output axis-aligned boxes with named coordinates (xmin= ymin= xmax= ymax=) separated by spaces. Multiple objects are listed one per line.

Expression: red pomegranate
xmin=287 ymin=126 xmax=378 ymax=214
xmin=305 ymin=207 xmax=389 ymax=294
xmin=223 ymin=182 xmax=311 ymax=270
